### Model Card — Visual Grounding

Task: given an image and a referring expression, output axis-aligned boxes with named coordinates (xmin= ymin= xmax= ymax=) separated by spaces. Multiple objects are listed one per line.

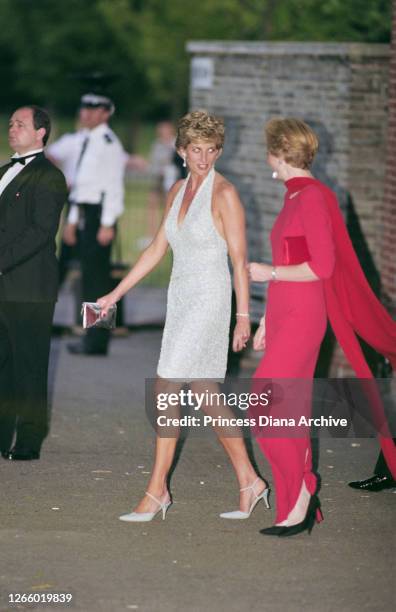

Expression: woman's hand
xmin=97 ymin=291 xmax=119 ymax=317
xmin=247 ymin=262 xmax=273 ymax=283
xmin=233 ymin=318 xmax=251 ymax=352
xmin=253 ymin=317 xmax=266 ymax=351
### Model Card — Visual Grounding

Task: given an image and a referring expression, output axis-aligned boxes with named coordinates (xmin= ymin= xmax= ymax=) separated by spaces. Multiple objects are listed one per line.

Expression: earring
xmin=272 ymin=159 xmax=283 ymax=179
xmin=183 ymin=157 xmax=187 ymax=168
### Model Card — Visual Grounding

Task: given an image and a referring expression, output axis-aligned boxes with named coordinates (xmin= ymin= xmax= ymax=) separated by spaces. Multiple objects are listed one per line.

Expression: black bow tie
xmin=10 ymin=154 xmax=38 ymax=167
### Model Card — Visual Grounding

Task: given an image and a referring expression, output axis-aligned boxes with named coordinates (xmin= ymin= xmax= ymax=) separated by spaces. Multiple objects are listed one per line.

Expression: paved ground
xmin=0 ymin=330 xmax=394 ymax=612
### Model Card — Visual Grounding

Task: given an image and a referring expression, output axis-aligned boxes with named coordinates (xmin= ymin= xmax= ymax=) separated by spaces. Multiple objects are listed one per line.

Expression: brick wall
xmin=380 ymin=1 xmax=396 ymax=315
xmin=187 ymin=42 xmax=390 ymax=375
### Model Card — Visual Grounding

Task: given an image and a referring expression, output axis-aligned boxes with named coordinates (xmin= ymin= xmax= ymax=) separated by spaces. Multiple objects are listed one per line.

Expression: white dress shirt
xmin=47 ymin=130 xmax=88 ymax=187
xmin=0 ymin=148 xmax=43 ymax=196
xmin=68 ymin=123 xmax=125 ymax=227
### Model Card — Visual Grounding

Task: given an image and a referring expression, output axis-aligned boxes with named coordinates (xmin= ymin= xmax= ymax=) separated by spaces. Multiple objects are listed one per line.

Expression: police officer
xmin=65 ymin=93 xmax=125 ymax=355
xmin=47 ymin=112 xmax=89 ymax=189
xmin=47 ymin=110 xmax=90 ymax=286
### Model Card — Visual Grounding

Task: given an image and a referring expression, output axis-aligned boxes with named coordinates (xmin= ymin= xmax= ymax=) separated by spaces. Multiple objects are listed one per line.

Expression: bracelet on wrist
xmin=271 ymin=266 xmax=277 ymax=281
xmin=236 ymin=312 xmax=250 ymax=318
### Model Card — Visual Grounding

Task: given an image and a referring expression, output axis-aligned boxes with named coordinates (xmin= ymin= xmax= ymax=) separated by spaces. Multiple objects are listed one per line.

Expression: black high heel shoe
xmin=260 ymin=525 xmax=287 ymax=536
xmin=278 ymin=494 xmax=323 ymax=537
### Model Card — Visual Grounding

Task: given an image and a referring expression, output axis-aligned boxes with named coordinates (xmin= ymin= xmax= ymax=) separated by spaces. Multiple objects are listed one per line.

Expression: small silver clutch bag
xmin=81 ymin=302 xmax=117 ymax=329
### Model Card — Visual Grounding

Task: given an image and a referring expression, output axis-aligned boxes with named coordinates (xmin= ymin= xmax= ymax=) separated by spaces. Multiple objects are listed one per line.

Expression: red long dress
xmin=254 ymin=176 xmax=396 ymax=524
xmin=253 ymin=179 xmax=335 ymax=523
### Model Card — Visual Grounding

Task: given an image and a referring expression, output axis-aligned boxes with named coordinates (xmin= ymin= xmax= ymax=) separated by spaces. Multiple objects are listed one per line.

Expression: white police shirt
xmin=47 ymin=129 xmax=88 ymax=187
xmin=68 ymin=122 xmax=125 ymax=227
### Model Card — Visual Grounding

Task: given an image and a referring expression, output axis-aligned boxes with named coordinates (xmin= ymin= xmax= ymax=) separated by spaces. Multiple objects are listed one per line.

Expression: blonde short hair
xmin=176 ymin=110 xmax=225 ymax=150
xmin=265 ymin=117 xmax=319 ymax=169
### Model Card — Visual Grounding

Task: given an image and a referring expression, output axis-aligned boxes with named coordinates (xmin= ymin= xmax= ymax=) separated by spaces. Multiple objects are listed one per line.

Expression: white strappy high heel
xmin=220 ymin=478 xmax=270 ymax=519
xmin=119 ymin=491 xmax=172 ymax=522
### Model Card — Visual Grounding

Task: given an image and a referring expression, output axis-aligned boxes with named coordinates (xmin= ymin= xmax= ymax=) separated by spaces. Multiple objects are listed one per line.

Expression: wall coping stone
xmin=187 ymin=41 xmax=389 ymax=58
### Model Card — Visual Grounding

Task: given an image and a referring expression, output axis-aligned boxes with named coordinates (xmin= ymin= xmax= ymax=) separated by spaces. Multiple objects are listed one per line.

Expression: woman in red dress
xmin=248 ymin=118 xmax=396 ymax=537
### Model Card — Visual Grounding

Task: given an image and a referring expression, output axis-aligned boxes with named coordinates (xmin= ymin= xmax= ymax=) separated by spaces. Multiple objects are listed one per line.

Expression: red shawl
xmin=286 ymin=177 xmax=396 ymax=477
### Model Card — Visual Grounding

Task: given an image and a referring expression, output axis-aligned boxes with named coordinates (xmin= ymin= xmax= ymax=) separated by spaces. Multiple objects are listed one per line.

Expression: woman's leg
xmin=257 ymin=438 xmax=289 ymax=524
xmin=132 ymin=377 xmax=268 ymax=514
xmin=283 ymin=441 xmax=318 ymax=525
xmin=191 ymin=380 xmax=267 ymax=512
xmin=257 ymin=436 xmax=317 ymax=524
xmin=132 ymin=437 xmax=179 ymax=513
xmin=130 ymin=377 xmax=182 ymax=513
xmin=252 ymin=323 xmax=322 ymax=525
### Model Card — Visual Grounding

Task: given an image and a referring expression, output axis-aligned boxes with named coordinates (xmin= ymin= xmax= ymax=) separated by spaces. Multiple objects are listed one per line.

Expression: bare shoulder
xmin=163 ymin=178 xmax=185 ymax=214
xmin=166 ymin=178 xmax=184 ymax=203
xmin=173 ymin=177 xmax=185 ymax=191
xmin=168 ymin=178 xmax=185 ymax=197
xmin=213 ymin=172 xmax=240 ymax=205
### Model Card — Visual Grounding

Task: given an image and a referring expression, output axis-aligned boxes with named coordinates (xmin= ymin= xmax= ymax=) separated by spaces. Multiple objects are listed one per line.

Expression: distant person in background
xmin=64 ymin=93 xmax=125 ymax=356
xmin=0 ymin=106 xmax=67 ymax=460
xmin=138 ymin=121 xmax=179 ymax=248
xmin=47 ymin=109 xmax=89 ymax=285
xmin=48 ymin=107 xmax=131 ymax=288
xmin=149 ymin=121 xmax=178 ymax=225
xmin=47 ymin=111 xmax=89 ymax=188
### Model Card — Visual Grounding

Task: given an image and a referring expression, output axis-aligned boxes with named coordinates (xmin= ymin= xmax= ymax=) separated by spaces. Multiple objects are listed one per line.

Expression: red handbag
xmin=283 ymin=235 xmax=311 ymax=265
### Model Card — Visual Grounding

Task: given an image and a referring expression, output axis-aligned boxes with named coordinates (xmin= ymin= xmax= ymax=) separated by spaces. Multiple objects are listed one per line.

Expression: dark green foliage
xmin=0 ymin=0 xmax=392 ymax=118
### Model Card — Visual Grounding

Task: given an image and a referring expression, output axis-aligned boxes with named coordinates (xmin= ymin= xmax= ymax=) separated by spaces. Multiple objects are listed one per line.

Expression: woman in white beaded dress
xmin=98 ymin=110 xmax=269 ymax=521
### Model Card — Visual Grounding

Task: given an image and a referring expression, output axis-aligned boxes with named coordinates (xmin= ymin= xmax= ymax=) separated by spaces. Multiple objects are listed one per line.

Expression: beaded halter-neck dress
xmin=157 ymin=168 xmax=231 ymax=380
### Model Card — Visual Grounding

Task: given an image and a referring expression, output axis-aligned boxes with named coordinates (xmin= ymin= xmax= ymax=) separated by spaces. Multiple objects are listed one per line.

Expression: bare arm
xmin=216 ymin=183 xmax=250 ymax=351
xmin=97 ymin=180 xmax=183 ymax=312
xmin=248 ymin=261 xmax=319 ymax=283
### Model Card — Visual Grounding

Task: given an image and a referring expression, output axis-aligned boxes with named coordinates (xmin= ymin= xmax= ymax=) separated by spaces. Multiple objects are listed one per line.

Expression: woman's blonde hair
xmin=265 ymin=117 xmax=319 ymax=169
xmin=176 ymin=110 xmax=225 ymax=150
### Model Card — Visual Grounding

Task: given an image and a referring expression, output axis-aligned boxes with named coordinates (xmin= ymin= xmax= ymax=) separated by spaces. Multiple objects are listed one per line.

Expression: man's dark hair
xmin=26 ymin=105 xmax=51 ymax=146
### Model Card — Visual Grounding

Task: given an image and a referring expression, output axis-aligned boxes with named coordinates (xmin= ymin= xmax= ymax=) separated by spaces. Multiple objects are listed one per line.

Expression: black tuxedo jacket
xmin=0 ymin=152 xmax=67 ymax=302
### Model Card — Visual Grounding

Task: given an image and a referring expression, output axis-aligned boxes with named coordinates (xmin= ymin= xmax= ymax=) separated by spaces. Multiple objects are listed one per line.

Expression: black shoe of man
xmin=348 ymin=474 xmax=396 ymax=492
xmin=2 ymin=448 xmax=40 ymax=461
xmin=67 ymin=342 xmax=107 ymax=356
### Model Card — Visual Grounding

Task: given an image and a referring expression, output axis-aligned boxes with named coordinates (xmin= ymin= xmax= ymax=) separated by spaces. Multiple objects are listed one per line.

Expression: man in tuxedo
xmin=0 ymin=105 xmax=67 ymax=460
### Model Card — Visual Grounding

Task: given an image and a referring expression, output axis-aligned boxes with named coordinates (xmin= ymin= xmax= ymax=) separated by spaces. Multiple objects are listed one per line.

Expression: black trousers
xmin=0 ymin=301 xmax=55 ymax=452
xmin=58 ymin=202 xmax=78 ymax=287
xmin=79 ymin=204 xmax=113 ymax=352
xmin=226 ymin=291 xmax=243 ymax=376
xmin=374 ymin=443 xmax=396 ymax=478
